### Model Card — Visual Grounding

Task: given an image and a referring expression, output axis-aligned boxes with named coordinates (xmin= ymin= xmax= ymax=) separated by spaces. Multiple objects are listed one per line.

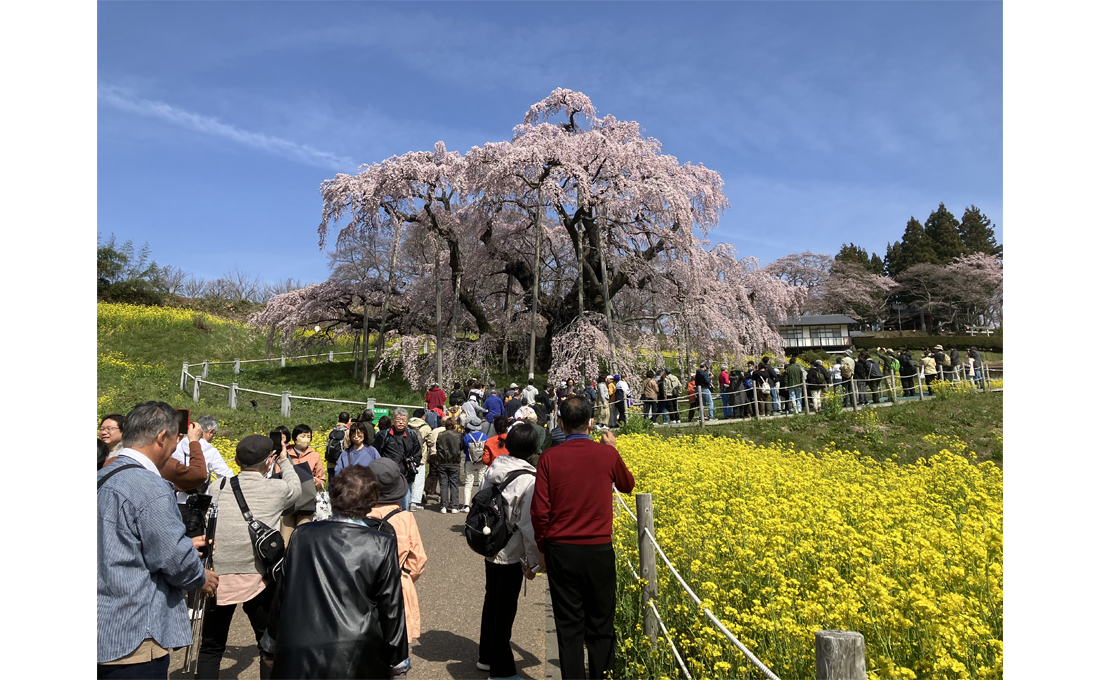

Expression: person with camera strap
xmin=196 ymin=434 xmax=302 ymax=679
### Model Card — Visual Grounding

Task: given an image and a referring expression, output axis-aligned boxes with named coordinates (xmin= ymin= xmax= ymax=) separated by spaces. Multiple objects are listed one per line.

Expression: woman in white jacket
xmin=475 ymin=422 xmax=540 ymax=679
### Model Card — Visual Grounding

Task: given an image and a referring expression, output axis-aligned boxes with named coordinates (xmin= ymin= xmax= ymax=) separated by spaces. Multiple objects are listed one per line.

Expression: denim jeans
xmin=770 ymin=387 xmax=780 ymax=414
xmin=788 ymin=386 xmax=803 ymax=413
xmin=720 ymin=392 xmax=732 ymax=418
xmin=699 ymin=388 xmax=714 ymax=419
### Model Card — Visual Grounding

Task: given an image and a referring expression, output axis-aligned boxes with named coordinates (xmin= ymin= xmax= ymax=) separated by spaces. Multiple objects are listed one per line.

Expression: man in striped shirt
xmin=98 ymin=401 xmax=219 ymax=678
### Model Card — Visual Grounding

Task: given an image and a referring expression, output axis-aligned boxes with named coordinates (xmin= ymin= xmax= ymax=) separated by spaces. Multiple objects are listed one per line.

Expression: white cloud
xmin=98 ymin=84 xmax=355 ymax=171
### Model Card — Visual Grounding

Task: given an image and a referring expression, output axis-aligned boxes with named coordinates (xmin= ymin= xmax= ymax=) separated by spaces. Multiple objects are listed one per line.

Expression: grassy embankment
xmin=664 ymin=392 xmax=1003 ymax=466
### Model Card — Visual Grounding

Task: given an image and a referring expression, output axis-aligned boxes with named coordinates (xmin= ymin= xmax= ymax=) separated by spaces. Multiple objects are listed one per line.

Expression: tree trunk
xmin=434 ymin=235 xmax=444 ymax=385
xmin=528 ymin=187 xmax=543 ymax=380
xmin=450 ymin=267 xmax=463 ymax=342
xmin=266 ymin=325 xmax=277 ymax=359
xmin=370 ymin=223 xmax=402 ymax=388
xmin=596 ymin=207 xmax=618 ymax=371
xmin=503 ymin=272 xmax=513 ymax=373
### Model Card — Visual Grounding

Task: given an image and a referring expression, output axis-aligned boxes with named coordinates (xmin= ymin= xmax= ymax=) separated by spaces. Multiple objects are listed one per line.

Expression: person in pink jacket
xmin=366 ymin=459 xmax=427 ymax=645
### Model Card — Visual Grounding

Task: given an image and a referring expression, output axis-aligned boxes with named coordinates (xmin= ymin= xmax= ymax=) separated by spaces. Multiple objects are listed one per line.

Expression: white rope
xmin=643 ymin=527 xmax=701 ymax=606
xmin=636 ymin=526 xmax=783 ymax=679
xmin=702 ymin=609 xmax=782 ymax=680
xmin=648 ymin=600 xmax=694 ymax=680
xmin=614 ymin=488 xmax=638 ymax=522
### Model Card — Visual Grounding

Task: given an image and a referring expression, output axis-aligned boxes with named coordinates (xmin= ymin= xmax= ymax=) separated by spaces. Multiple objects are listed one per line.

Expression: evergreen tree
xmin=835 ymin=242 xmax=871 ymax=270
xmin=887 ymin=217 xmax=937 ymax=276
xmin=869 ymin=252 xmax=885 ymax=276
xmin=958 ymin=204 xmax=1002 ymax=257
xmin=923 ymin=202 xmax=965 ymax=263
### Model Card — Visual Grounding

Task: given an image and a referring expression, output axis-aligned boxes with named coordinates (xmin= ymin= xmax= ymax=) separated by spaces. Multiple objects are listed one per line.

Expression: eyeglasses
xmin=100 ymin=426 xmax=120 ymax=433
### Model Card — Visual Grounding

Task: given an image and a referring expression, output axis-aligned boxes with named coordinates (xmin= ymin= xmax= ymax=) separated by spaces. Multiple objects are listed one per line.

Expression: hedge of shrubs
xmin=852 ymin=335 xmax=1002 ymax=352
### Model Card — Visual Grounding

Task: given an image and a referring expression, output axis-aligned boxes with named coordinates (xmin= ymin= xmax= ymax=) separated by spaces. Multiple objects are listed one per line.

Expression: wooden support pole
xmin=233 ymin=358 xmax=241 ymax=375
xmin=328 ymin=350 xmax=334 ymax=363
xmin=281 ymin=391 xmax=291 ymax=417
xmin=280 ymin=356 xmax=286 ymax=368
xmin=192 ymin=378 xmax=201 ymax=403
xmin=815 ymin=630 xmax=867 ymax=680
xmin=918 ymin=369 xmax=925 ymax=401
xmin=201 ymin=360 xmax=209 ymax=379
xmin=801 ymin=372 xmax=808 ymax=415
xmin=180 ymin=362 xmax=189 ymax=392
xmin=636 ymin=493 xmax=658 ymax=647
xmin=752 ymin=384 xmax=760 ymax=419
xmin=229 ymin=383 xmax=238 ymax=410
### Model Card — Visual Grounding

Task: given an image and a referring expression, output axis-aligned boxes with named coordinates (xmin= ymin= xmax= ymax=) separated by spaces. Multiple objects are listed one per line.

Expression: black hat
xmin=236 ymin=434 xmax=275 ymax=464
xmin=367 ymin=458 xmax=408 ymax=503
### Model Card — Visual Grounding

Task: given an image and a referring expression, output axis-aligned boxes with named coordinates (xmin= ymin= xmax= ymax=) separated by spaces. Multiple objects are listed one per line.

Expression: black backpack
xmin=464 ymin=469 xmax=534 ymax=557
xmin=325 ymin=427 xmax=346 ymax=467
xmin=362 ymin=507 xmax=403 ymax=542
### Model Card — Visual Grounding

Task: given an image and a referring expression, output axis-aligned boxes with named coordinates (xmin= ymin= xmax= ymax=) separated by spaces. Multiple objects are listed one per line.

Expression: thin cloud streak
xmin=98 ymin=84 xmax=355 ymax=171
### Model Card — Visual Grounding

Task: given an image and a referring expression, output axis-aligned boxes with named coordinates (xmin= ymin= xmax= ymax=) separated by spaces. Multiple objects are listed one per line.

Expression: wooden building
xmin=777 ymin=314 xmax=860 ymax=351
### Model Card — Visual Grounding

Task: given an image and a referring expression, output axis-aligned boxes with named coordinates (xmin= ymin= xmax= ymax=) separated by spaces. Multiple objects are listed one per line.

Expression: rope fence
xmin=614 ymin=487 xmax=854 ymax=680
xmin=601 ymin=366 xmax=1003 ymax=427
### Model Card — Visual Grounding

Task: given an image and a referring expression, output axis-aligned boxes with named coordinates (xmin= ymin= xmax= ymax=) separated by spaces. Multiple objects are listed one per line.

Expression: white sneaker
xmin=439 ymin=507 xmax=449 ymax=514
xmin=476 ymin=661 xmax=491 ymax=672
xmin=409 ymin=503 xmax=421 ymax=512
xmin=461 ymin=506 xmax=470 ymax=513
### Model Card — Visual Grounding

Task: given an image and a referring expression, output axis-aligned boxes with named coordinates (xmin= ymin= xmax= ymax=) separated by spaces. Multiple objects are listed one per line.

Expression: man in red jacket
xmin=531 ymin=396 xmax=635 ymax=679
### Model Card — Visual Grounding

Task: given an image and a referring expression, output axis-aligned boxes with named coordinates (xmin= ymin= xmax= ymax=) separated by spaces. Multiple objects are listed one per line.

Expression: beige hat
xmin=933 ymin=344 xmax=943 ymax=350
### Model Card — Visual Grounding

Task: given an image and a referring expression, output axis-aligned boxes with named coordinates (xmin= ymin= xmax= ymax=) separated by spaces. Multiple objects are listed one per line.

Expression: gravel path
xmin=169 ymin=500 xmax=550 ymax=679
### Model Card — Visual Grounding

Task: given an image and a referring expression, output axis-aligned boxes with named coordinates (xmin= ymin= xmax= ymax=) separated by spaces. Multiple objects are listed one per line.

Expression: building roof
xmin=779 ymin=314 xmax=859 ymax=327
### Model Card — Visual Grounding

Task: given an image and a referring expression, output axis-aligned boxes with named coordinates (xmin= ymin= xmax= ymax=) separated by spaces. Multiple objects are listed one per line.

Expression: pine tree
xmin=958 ymin=205 xmax=1002 ymax=257
xmin=869 ymin=252 xmax=885 ymax=276
xmin=835 ymin=243 xmax=872 ymax=270
xmin=923 ymin=203 xmax=965 ymax=263
xmin=887 ymin=217 xmax=937 ymax=275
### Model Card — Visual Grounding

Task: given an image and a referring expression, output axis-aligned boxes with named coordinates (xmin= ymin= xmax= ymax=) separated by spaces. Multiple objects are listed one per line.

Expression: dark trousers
xmin=424 ymin=454 xmax=440 ymax=500
xmin=901 ymin=375 xmax=916 ymax=396
xmin=665 ymin=398 xmax=680 ymax=422
xmin=98 ymin=656 xmax=170 ymax=679
xmin=478 ymin=560 xmax=524 ymax=678
xmin=545 ymin=542 xmax=616 ymax=680
xmin=438 ymin=464 xmax=460 ymax=510
xmin=196 ymin=585 xmax=274 ymax=679
xmin=614 ymin=400 xmax=627 ymax=426
xmin=642 ymin=399 xmax=657 ymax=421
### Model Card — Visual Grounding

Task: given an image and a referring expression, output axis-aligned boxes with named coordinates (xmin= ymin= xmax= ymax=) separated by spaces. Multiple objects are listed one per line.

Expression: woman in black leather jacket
xmin=268 ymin=465 xmax=408 ymax=679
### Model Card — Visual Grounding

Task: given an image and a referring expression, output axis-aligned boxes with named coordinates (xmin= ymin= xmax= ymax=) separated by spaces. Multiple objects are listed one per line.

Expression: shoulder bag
xmin=225 ymin=477 xmax=285 ymax=582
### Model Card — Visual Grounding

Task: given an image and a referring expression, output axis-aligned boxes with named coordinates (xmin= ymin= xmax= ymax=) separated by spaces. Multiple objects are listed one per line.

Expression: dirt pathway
xmin=170 ymin=502 xmax=549 ymax=679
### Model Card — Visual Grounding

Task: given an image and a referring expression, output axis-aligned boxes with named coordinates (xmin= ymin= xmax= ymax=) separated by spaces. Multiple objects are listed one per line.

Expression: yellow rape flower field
xmin=610 ymin=434 xmax=1002 ymax=680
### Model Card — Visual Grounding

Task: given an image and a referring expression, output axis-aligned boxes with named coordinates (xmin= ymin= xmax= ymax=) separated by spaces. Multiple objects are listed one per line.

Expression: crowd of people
xmin=98 ymin=393 xmax=633 ymax=680
xmin=95 ymin=344 xmax=989 ymax=679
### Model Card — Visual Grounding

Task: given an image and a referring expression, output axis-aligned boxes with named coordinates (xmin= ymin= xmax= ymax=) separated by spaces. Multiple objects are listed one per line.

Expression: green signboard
xmin=372 ymin=408 xmax=389 ymax=417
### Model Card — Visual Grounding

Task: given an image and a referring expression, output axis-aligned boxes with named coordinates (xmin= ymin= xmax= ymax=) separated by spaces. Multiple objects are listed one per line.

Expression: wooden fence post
xmin=229 ymin=383 xmax=238 ymax=410
xmin=917 ymin=369 xmax=925 ymax=401
xmin=636 ymin=493 xmax=659 ymax=647
xmin=328 ymin=351 xmax=334 ymax=363
xmin=851 ymin=379 xmax=859 ymax=412
xmin=752 ymin=385 xmax=760 ymax=419
xmin=201 ymin=361 xmax=209 ymax=379
xmin=233 ymin=359 xmax=241 ymax=375
xmin=815 ymin=630 xmax=867 ymax=680
xmin=699 ymin=389 xmax=706 ymax=427
xmin=281 ymin=391 xmax=291 ymax=417
xmin=890 ymin=372 xmax=898 ymax=403
xmin=192 ymin=378 xmax=201 ymax=403
xmin=280 ymin=356 xmax=286 ymax=368
xmin=180 ymin=362 xmax=189 ymax=392
xmin=367 ymin=397 xmax=376 ymax=412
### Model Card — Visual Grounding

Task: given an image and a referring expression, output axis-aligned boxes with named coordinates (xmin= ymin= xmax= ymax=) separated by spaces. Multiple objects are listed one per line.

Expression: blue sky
xmin=98 ymin=1 xmax=1002 ymax=284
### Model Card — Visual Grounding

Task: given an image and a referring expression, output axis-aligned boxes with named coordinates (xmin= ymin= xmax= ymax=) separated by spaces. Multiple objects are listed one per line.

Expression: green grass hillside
xmin=97 ymin=303 xmax=551 ymax=444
